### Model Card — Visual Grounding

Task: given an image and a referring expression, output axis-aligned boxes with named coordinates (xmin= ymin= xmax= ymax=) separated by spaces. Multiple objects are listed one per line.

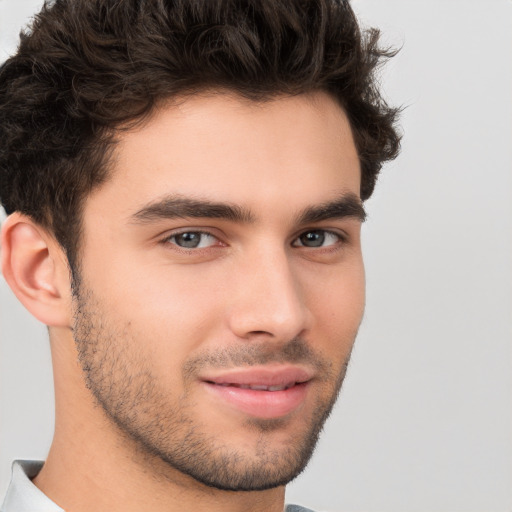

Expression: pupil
xmin=301 ymin=231 xmax=324 ymax=247
xmin=176 ymin=232 xmax=200 ymax=248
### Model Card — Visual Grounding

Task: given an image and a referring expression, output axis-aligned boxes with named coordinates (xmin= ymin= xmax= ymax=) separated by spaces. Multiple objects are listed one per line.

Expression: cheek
xmin=307 ymin=261 xmax=365 ymax=343
xmin=92 ymin=262 xmax=231 ymax=361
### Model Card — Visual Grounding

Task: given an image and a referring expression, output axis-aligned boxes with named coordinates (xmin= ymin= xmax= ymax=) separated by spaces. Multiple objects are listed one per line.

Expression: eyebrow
xmin=131 ymin=196 xmax=255 ymax=224
xmin=130 ymin=192 xmax=366 ymax=225
xmin=296 ymin=193 xmax=367 ymax=224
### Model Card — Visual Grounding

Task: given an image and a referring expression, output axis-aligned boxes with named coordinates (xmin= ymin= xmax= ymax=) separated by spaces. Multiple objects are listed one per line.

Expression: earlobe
xmin=1 ymin=213 xmax=72 ymax=327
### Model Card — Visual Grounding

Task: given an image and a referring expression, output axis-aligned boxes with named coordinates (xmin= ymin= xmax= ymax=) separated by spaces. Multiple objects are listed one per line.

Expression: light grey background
xmin=1 ymin=1 xmax=511 ymax=511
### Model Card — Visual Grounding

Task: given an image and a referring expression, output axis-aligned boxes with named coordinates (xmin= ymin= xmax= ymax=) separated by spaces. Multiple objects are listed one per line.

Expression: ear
xmin=1 ymin=213 xmax=73 ymax=327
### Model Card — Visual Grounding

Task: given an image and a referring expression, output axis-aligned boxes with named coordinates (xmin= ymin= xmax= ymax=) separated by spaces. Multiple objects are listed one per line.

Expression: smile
xmin=201 ymin=366 xmax=313 ymax=419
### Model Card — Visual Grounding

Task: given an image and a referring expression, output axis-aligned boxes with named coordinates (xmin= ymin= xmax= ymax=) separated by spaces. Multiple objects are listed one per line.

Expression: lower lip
xmin=203 ymin=382 xmax=309 ymax=419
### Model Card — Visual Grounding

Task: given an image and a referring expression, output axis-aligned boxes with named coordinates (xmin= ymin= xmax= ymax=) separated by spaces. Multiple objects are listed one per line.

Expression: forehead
xmin=86 ymin=91 xmax=361 ymax=220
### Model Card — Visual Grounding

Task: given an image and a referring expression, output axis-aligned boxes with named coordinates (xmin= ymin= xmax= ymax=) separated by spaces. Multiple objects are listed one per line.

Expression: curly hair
xmin=0 ymin=0 xmax=400 ymax=268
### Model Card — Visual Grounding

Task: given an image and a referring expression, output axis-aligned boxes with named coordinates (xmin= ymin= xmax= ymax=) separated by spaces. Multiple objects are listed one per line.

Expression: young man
xmin=0 ymin=1 xmax=400 ymax=511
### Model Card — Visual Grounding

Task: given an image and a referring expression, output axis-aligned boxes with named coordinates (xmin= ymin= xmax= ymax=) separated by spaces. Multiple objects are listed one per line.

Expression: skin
xmin=1 ymin=91 xmax=365 ymax=512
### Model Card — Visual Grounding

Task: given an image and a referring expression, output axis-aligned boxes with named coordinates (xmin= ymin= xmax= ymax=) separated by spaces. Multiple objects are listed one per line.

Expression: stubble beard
xmin=71 ymin=284 xmax=353 ymax=492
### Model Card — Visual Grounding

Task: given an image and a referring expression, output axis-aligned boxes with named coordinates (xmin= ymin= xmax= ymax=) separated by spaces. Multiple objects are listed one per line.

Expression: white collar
xmin=1 ymin=460 xmax=64 ymax=512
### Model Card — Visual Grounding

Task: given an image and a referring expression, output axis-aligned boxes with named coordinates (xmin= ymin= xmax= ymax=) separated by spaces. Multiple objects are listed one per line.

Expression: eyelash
xmin=160 ymin=230 xmax=222 ymax=251
xmin=291 ymin=230 xmax=346 ymax=249
xmin=160 ymin=229 xmax=347 ymax=251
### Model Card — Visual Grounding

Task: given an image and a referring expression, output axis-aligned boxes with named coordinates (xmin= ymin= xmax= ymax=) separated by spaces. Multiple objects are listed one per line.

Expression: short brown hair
xmin=0 ymin=0 xmax=400 ymax=268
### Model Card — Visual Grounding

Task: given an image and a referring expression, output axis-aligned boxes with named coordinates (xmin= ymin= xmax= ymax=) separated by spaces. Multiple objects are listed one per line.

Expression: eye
xmin=164 ymin=231 xmax=218 ymax=249
xmin=292 ymin=230 xmax=342 ymax=248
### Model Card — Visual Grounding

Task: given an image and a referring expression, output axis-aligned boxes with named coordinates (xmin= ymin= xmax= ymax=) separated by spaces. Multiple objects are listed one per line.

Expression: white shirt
xmin=1 ymin=461 xmax=63 ymax=512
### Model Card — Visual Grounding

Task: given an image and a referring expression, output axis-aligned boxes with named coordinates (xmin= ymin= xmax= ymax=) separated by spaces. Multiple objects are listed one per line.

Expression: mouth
xmin=200 ymin=366 xmax=313 ymax=419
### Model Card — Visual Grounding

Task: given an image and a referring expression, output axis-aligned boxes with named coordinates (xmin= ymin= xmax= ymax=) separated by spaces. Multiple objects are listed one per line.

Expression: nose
xmin=227 ymin=247 xmax=311 ymax=342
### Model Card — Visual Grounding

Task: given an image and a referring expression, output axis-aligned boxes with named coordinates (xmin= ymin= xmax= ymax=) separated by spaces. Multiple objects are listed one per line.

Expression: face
xmin=72 ymin=91 xmax=365 ymax=491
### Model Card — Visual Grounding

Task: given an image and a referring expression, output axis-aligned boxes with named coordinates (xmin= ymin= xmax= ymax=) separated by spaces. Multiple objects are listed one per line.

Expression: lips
xmin=201 ymin=366 xmax=313 ymax=419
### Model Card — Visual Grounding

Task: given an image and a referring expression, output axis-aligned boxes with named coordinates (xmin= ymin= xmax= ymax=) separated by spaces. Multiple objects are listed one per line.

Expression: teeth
xmin=212 ymin=382 xmax=297 ymax=391
xmin=268 ymin=385 xmax=286 ymax=391
xmin=228 ymin=383 xmax=295 ymax=391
